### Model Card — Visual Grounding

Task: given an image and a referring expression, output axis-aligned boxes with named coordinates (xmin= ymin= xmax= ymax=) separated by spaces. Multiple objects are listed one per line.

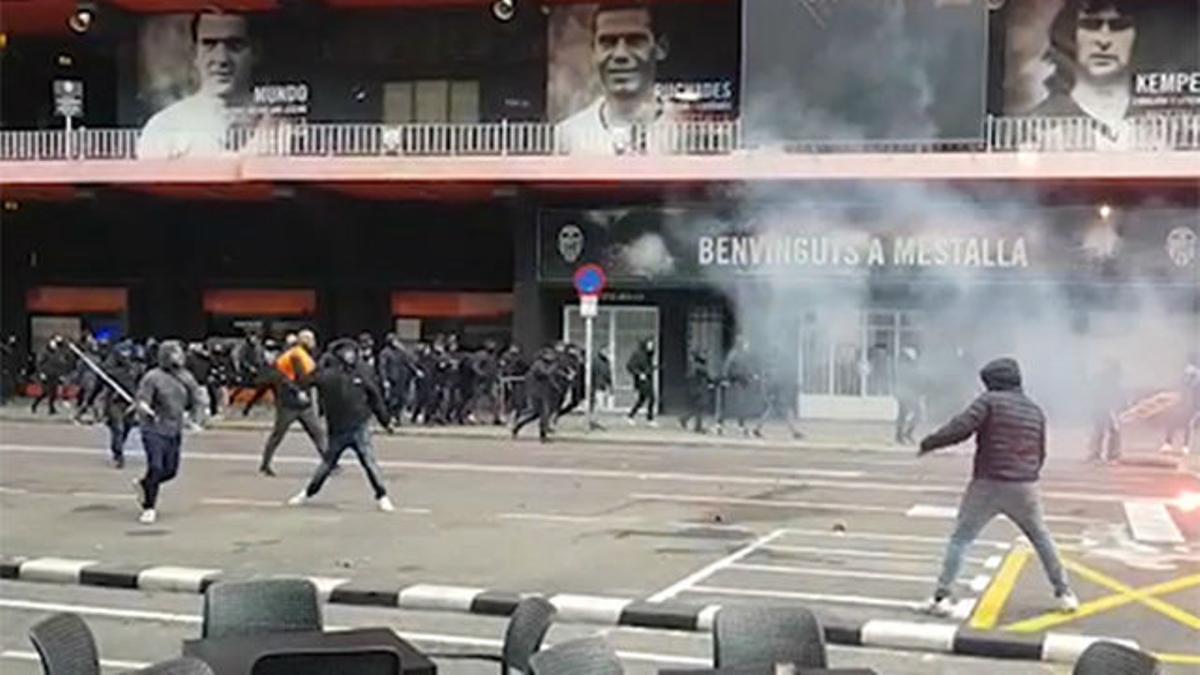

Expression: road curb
xmin=0 ymin=554 xmax=1133 ymax=663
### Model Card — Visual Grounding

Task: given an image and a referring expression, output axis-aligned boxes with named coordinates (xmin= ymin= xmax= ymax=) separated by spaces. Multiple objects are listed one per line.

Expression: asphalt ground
xmin=0 ymin=417 xmax=1196 ymax=672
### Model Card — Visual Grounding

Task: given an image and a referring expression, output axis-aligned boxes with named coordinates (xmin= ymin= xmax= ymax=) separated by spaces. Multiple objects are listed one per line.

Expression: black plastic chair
xmin=202 ymin=577 xmax=322 ymax=639
xmin=1073 ymin=641 xmax=1161 ymax=675
xmin=528 ymin=636 xmax=623 ymax=675
xmin=427 ymin=596 xmax=557 ymax=674
xmin=28 ymin=612 xmax=100 ymax=675
xmin=250 ymin=648 xmax=401 ymax=675
xmin=713 ymin=605 xmax=827 ymax=669
xmin=129 ymin=657 xmax=216 ymax=674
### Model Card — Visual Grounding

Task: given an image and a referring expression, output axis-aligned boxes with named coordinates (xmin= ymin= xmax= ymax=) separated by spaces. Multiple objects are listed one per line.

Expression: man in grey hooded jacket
xmin=918 ymin=357 xmax=1077 ymax=617
xmin=133 ymin=340 xmax=202 ymax=525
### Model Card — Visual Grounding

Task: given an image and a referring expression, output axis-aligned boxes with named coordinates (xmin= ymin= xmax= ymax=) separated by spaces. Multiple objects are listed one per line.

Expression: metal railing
xmin=1 ymin=116 xmax=1196 ymax=161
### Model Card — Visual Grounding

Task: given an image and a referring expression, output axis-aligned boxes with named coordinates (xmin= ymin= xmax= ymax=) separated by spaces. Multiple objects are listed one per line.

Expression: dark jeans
xmin=260 ymin=404 xmax=328 ymax=469
xmin=513 ymin=391 xmax=554 ymax=440
xmin=107 ymin=414 xmax=133 ymax=461
xmin=140 ymin=430 xmax=182 ymax=509
xmin=629 ymin=381 xmax=655 ymax=421
xmin=305 ymin=426 xmax=387 ymax=499
xmin=32 ymin=378 xmax=61 ymax=414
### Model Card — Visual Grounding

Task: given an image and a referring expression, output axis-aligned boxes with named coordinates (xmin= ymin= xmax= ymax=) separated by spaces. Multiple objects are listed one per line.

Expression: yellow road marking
xmin=1155 ymin=653 xmax=1200 ymax=666
xmin=970 ymin=547 xmax=1029 ymax=630
xmin=1003 ymin=561 xmax=1200 ymax=633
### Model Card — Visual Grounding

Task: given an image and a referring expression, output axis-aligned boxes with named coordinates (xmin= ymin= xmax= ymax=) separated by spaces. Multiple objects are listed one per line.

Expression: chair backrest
xmin=502 ymin=596 xmax=558 ymax=674
xmin=131 ymin=657 xmax=216 ymax=675
xmin=28 ymin=613 xmax=101 ymax=675
xmin=202 ymin=577 xmax=322 ymax=639
xmin=1073 ymin=641 xmax=1161 ymax=675
xmin=528 ymin=636 xmax=623 ymax=675
xmin=250 ymin=648 xmax=401 ymax=675
xmin=713 ymin=605 xmax=827 ymax=669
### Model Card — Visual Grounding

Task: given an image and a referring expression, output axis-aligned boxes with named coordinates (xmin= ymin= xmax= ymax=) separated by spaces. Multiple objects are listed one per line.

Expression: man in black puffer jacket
xmin=917 ymin=357 xmax=1077 ymax=617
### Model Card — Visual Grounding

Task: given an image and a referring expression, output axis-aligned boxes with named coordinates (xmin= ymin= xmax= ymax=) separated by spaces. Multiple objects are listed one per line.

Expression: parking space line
xmin=1003 ymin=565 xmax=1200 ymax=633
xmin=686 ymin=585 xmax=920 ymax=611
xmin=780 ymin=527 xmax=1010 ymax=549
xmin=727 ymin=563 xmax=934 ymax=584
xmin=969 ymin=547 xmax=1030 ymax=630
xmin=763 ymin=544 xmax=988 ymax=566
xmin=1155 ymin=653 xmax=1200 ymax=666
xmin=646 ymin=529 xmax=787 ymax=603
xmin=631 ymin=493 xmax=897 ymax=514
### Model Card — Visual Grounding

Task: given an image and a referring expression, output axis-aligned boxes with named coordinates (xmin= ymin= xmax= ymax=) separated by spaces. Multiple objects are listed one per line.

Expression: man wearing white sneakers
xmin=918 ymin=357 xmax=1078 ymax=617
xmin=288 ymin=339 xmax=396 ymax=512
xmin=133 ymin=341 xmax=203 ymax=525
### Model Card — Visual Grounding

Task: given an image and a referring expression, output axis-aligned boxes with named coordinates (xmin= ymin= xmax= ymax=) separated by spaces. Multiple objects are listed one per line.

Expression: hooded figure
xmin=917 ymin=357 xmax=1076 ymax=618
xmin=132 ymin=340 xmax=203 ymax=525
xmin=288 ymin=338 xmax=395 ymax=512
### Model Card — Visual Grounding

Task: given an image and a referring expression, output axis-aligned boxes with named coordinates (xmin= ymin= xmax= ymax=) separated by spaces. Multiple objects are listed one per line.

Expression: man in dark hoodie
xmin=133 ymin=340 xmax=203 ymax=525
xmin=918 ymin=357 xmax=1078 ymax=617
xmin=512 ymin=346 xmax=561 ymax=443
xmin=288 ymin=338 xmax=395 ymax=512
xmin=626 ymin=339 xmax=657 ymax=425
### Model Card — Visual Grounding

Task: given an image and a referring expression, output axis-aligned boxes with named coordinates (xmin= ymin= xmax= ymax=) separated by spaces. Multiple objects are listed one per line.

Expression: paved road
xmin=0 ymin=420 xmax=1195 ymax=672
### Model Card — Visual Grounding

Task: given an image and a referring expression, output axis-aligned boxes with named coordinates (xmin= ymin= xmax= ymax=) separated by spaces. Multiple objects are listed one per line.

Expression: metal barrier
xmin=2 ymin=116 xmax=1197 ymax=161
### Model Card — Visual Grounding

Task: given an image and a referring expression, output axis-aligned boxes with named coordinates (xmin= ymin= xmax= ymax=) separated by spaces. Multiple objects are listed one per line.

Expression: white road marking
xmin=752 ymin=468 xmax=867 ymax=478
xmin=1123 ymin=500 xmax=1185 ymax=544
xmin=984 ymin=555 xmax=1004 ymax=569
xmin=763 ymin=544 xmax=988 ymax=566
xmin=907 ymin=504 xmax=959 ymax=519
xmin=69 ymin=491 xmax=128 ymax=500
xmin=779 ymin=527 xmax=1010 ymax=549
xmin=0 ymin=444 xmax=1135 ymax=504
xmin=646 ymin=529 xmax=787 ymax=603
xmin=0 ymin=597 xmax=200 ymax=624
xmin=1 ymin=649 xmax=149 ymax=671
xmin=497 ymin=513 xmax=642 ymax=525
xmin=203 ymin=497 xmax=284 ymax=508
xmin=727 ymin=563 xmax=935 ymax=584
xmin=687 ymin=585 xmax=923 ymax=610
xmin=631 ymin=492 xmax=897 ymax=514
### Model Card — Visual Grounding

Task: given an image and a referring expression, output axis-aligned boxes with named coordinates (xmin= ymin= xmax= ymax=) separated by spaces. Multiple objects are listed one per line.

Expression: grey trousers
xmin=936 ymin=479 xmax=1071 ymax=598
xmin=260 ymin=404 xmax=328 ymax=469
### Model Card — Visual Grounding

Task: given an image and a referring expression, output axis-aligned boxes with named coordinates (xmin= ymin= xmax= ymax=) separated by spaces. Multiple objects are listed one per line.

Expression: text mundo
xmin=697 ymin=235 xmax=1031 ymax=269
xmin=253 ymin=83 xmax=310 ymax=105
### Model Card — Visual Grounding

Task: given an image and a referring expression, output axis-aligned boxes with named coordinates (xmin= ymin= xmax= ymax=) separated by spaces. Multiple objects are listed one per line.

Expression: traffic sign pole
xmin=573 ymin=265 xmax=607 ymax=433
xmin=584 ymin=304 xmax=595 ymax=431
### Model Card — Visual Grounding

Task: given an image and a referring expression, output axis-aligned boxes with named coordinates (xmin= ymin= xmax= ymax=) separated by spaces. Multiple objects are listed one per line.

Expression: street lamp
xmin=492 ymin=0 xmax=515 ymax=22
xmin=67 ymin=2 xmax=97 ymax=35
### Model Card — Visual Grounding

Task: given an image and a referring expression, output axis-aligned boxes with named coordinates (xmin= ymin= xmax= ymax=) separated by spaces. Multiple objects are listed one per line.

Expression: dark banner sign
xmin=538 ymin=206 xmax=1198 ymax=287
xmin=742 ymin=0 xmax=989 ymax=145
xmin=1004 ymin=0 xmax=1200 ymax=122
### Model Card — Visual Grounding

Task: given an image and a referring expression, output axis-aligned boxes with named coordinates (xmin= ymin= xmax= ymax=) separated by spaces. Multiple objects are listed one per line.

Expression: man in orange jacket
xmin=259 ymin=329 xmax=327 ymax=476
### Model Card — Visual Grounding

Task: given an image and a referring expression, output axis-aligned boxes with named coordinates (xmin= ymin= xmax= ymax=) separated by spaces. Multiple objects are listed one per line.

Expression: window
xmin=383 ymin=80 xmax=480 ymax=124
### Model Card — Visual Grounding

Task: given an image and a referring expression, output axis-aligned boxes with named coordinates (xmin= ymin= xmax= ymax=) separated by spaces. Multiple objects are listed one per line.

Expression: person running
xmin=132 ymin=340 xmax=203 ymax=525
xmin=259 ymin=329 xmax=327 ymax=477
xmin=918 ymin=357 xmax=1078 ymax=617
xmin=288 ymin=339 xmax=395 ymax=512
xmin=102 ymin=341 xmax=143 ymax=469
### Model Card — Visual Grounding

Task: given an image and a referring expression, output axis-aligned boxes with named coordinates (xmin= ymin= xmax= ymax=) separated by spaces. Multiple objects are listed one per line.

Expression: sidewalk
xmin=0 ymin=399 xmax=911 ymax=453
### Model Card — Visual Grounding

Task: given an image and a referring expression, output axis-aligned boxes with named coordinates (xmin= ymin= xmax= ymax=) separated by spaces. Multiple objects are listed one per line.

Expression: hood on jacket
xmin=980 ymin=357 xmax=1022 ymax=391
xmin=157 ymin=340 xmax=185 ymax=370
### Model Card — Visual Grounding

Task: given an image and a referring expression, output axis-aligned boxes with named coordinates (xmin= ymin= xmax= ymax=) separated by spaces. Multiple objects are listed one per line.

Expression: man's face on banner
xmin=592 ymin=9 xmax=659 ymax=101
xmin=195 ymin=13 xmax=254 ymax=99
xmin=1075 ymin=6 xmax=1135 ymax=82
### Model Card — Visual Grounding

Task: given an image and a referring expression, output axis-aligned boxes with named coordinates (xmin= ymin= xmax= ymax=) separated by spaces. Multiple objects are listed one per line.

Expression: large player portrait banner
xmin=1003 ymin=0 xmax=1200 ymax=146
xmin=547 ymin=2 xmax=740 ymax=155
